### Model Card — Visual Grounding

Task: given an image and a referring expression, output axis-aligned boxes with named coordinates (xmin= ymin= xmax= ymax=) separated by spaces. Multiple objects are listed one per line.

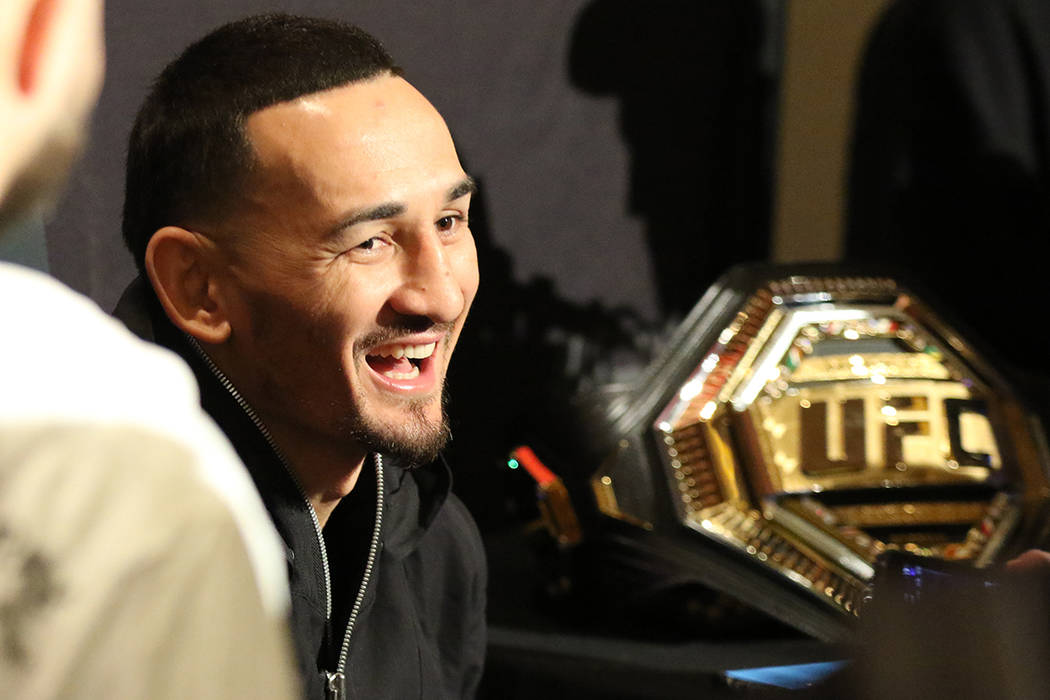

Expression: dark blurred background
xmin=8 ymin=0 xmax=1050 ymax=697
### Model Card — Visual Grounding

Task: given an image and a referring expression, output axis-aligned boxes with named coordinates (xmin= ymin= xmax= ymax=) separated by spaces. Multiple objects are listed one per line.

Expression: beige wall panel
xmin=773 ymin=0 xmax=890 ymax=262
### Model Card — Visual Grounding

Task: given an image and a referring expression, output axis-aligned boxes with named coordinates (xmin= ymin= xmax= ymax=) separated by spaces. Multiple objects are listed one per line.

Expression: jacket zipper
xmin=326 ymin=453 xmax=384 ymax=700
xmin=184 ymin=336 xmax=384 ymax=698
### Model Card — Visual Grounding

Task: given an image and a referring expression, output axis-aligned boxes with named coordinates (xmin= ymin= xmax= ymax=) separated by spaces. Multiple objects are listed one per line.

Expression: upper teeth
xmin=374 ymin=342 xmax=436 ymax=360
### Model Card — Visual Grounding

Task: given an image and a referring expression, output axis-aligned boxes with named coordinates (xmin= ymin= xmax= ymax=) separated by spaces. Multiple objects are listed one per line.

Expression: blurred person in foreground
xmin=0 ymin=1 xmax=296 ymax=697
xmin=114 ymin=14 xmax=486 ymax=700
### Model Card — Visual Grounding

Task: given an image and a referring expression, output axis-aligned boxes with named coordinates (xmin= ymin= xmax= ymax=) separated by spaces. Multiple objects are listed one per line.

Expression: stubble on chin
xmin=340 ymin=387 xmax=452 ymax=467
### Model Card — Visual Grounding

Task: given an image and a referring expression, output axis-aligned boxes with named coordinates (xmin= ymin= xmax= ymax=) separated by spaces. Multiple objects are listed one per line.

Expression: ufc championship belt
xmin=563 ymin=264 xmax=1050 ymax=640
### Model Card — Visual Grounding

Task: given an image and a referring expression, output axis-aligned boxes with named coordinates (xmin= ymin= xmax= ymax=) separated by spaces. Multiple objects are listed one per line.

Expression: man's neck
xmin=266 ymin=421 xmax=369 ymax=529
xmin=199 ymin=344 xmax=368 ymax=528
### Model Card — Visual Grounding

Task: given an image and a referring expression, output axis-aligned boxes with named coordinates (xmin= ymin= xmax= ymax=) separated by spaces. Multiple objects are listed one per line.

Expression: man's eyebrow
xmin=327 ymin=177 xmax=475 ymax=239
xmin=330 ymin=202 xmax=406 ymax=236
xmin=447 ymin=176 xmax=477 ymax=202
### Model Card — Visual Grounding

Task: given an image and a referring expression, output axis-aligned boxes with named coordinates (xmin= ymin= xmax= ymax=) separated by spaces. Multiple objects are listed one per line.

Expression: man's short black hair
xmin=122 ymin=13 xmax=401 ymax=271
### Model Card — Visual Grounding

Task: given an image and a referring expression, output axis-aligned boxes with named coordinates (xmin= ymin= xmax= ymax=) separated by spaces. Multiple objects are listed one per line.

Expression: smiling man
xmin=115 ymin=15 xmax=485 ymax=700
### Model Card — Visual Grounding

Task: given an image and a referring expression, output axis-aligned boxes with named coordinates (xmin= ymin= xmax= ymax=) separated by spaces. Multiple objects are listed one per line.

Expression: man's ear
xmin=145 ymin=226 xmax=232 ymax=344
xmin=17 ymin=0 xmax=57 ymax=95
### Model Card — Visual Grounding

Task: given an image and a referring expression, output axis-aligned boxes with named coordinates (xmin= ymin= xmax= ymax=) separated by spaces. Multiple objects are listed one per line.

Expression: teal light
xmin=507 ymin=458 xmax=520 ymax=470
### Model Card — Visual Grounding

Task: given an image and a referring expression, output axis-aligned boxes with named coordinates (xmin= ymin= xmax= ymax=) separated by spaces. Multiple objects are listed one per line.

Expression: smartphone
xmin=724 ymin=660 xmax=848 ymax=691
xmin=870 ymin=549 xmax=1001 ymax=607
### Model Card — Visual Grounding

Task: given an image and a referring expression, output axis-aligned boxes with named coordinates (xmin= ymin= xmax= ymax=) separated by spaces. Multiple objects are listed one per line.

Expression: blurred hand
xmin=1005 ymin=549 xmax=1050 ymax=574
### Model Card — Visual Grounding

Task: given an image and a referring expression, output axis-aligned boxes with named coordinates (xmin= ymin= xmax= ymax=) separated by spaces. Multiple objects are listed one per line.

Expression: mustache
xmin=357 ymin=319 xmax=456 ymax=353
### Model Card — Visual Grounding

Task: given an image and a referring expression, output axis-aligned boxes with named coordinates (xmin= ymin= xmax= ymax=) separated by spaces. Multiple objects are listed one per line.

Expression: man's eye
xmin=437 ymin=215 xmax=463 ymax=232
xmin=342 ymin=236 xmax=391 ymax=259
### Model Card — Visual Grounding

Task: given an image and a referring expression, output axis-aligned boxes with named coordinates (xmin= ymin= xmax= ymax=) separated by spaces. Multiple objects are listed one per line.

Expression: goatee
xmin=341 ymin=387 xmax=452 ymax=466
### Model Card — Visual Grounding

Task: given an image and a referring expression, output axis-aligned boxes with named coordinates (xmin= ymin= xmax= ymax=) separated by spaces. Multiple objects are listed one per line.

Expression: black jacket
xmin=115 ymin=278 xmax=486 ymax=699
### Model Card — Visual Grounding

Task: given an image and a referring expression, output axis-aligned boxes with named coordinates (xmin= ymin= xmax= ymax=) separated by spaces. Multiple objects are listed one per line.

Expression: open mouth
xmin=364 ymin=341 xmax=437 ymax=381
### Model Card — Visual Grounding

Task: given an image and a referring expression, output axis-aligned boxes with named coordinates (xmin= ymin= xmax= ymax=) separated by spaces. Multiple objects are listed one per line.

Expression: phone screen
xmin=724 ymin=660 xmax=848 ymax=690
xmin=872 ymin=550 xmax=1000 ymax=607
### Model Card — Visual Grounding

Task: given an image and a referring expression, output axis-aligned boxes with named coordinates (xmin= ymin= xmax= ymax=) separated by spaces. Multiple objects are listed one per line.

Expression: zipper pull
xmin=325 ymin=671 xmax=346 ymax=700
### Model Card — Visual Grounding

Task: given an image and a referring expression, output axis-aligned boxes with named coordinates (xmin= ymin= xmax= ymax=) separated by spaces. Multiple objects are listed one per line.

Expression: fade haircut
xmin=122 ymin=13 xmax=401 ymax=272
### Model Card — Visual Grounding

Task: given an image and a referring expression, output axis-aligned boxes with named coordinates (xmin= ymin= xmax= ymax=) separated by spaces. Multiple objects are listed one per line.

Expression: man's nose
xmin=388 ymin=231 xmax=465 ymax=323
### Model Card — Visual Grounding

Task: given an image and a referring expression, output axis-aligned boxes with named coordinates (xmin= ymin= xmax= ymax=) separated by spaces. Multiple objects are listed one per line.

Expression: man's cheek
xmin=454 ymin=259 xmax=480 ymax=311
